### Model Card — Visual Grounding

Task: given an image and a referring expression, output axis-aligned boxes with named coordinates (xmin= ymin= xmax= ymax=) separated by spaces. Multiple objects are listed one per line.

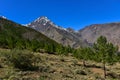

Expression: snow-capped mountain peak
xmin=34 ymin=16 xmax=50 ymax=25
xmin=0 ymin=15 xmax=7 ymax=19
xmin=27 ymin=16 xmax=76 ymax=32
xmin=25 ymin=16 xmax=77 ymax=33
xmin=25 ymin=16 xmax=50 ymax=26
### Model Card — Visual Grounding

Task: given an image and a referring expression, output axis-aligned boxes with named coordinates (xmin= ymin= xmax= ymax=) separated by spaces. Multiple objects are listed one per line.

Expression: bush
xmin=107 ymin=72 xmax=120 ymax=79
xmin=75 ymin=69 xmax=87 ymax=75
xmin=7 ymin=49 xmax=36 ymax=70
xmin=10 ymin=50 xmax=34 ymax=70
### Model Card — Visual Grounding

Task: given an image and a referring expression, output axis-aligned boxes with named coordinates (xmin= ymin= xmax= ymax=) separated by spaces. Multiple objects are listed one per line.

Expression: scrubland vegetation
xmin=0 ymin=47 xmax=120 ymax=80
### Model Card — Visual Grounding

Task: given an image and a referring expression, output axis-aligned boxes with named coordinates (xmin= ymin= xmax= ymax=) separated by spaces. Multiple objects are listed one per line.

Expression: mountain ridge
xmin=1 ymin=15 xmax=120 ymax=49
xmin=27 ymin=16 xmax=120 ymax=49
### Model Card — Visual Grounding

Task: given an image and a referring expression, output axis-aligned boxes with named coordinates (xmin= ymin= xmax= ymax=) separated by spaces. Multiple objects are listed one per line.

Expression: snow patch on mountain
xmin=27 ymin=16 xmax=77 ymax=33
xmin=34 ymin=16 xmax=50 ymax=25
xmin=0 ymin=15 xmax=7 ymax=19
xmin=23 ymin=23 xmax=31 ymax=27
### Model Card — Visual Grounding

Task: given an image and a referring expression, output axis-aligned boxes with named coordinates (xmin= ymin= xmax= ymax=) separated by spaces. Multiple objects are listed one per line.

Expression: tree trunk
xmin=103 ymin=62 xmax=106 ymax=79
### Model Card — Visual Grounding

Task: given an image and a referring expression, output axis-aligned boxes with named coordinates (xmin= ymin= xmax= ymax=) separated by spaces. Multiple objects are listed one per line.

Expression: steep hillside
xmin=0 ymin=17 xmax=59 ymax=49
xmin=79 ymin=23 xmax=120 ymax=48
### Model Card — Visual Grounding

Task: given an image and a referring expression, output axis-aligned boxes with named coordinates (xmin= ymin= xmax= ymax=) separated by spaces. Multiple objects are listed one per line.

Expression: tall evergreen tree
xmin=93 ymin=36 xmax=118 ymax=78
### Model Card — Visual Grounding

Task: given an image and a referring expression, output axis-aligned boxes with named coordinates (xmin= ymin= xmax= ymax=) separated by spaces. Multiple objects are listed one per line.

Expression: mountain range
xmin=27 ymin=16 xmax=120 ymax=49
xmin=1 ymin=16 xmax=120 ymax=49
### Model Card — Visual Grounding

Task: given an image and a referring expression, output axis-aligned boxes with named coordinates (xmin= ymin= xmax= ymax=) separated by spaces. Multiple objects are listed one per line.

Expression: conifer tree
xmin=94 ymin=36 xmax=118 ymax=78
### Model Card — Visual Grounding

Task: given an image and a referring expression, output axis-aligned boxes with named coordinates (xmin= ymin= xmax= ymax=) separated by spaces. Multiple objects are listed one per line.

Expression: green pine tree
xmin=93 ymin=36 xmax=118 ymax=78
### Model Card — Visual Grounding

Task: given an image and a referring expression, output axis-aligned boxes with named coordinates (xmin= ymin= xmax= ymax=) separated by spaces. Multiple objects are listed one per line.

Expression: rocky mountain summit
xmin=27 ymin=16 xmax=88 ymax=48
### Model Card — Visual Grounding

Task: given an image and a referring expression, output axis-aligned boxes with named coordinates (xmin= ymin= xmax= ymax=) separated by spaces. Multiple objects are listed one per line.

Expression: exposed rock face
xmin=79 ymin=23 xmax=120 ymax=48
xmin=28 ymin=16 xmax=87 ymax=48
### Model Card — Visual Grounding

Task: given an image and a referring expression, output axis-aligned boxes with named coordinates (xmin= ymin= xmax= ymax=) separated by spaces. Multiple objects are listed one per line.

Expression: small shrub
xmin=95 ymin=74 xmax=104 ymax=80
xmin=38 ymin=76 xmax=45 ymax=80
xmin=60 ymin=57 xmax=65 ymax=62
xmin=0 ymin=58 xmax=3 ymax=68
xmin=2 ymin=69 xmax=15 ymax=79
xmin=107 ymin=72 xmax=120 ymax=79
xmin=39 ymin=66 xmax=50 ymax=72
xmin=72 ymin=60 xmax=78 ymax=66
xmin=38 ymin=75 xmax=48 ymax=80
xmin=9 ymin=50 xmax=33 ymax=70
xmin=0 ymin=64 xmax=2 ymax=68
xmin=62 ymin=74 xmax=73 ymax=78
xmin=7 ymin=49 xmax=37 ymax=70
xmin=75 ymin=70 xmax=87 ymax=75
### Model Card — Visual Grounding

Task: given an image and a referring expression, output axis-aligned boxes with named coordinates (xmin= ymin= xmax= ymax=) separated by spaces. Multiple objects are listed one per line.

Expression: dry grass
xmin=0 ymin=49 xmax=120 ymax=80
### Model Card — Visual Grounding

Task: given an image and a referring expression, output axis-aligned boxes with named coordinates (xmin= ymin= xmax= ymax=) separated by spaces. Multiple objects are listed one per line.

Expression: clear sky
xmin=0 ymin=0 xmax=120 ymax=30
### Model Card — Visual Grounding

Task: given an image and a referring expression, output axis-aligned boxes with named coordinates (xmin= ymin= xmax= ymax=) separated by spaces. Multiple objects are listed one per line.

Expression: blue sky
xmin=0 ymin=0 xmax=120 ymax=30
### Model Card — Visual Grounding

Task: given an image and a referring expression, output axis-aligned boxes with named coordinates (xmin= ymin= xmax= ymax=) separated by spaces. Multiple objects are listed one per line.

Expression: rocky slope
xmin=79 ymin=23 xmax=120 ymax=48
xmin=27 ymin=16 xmax=88 ymax=48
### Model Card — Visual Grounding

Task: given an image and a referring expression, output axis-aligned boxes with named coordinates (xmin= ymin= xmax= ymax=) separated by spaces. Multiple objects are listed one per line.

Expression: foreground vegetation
xmin=0 ymin=36 xmax=120 ymax=79
xmin=0 ymin=49 xmax=120 ymax=80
